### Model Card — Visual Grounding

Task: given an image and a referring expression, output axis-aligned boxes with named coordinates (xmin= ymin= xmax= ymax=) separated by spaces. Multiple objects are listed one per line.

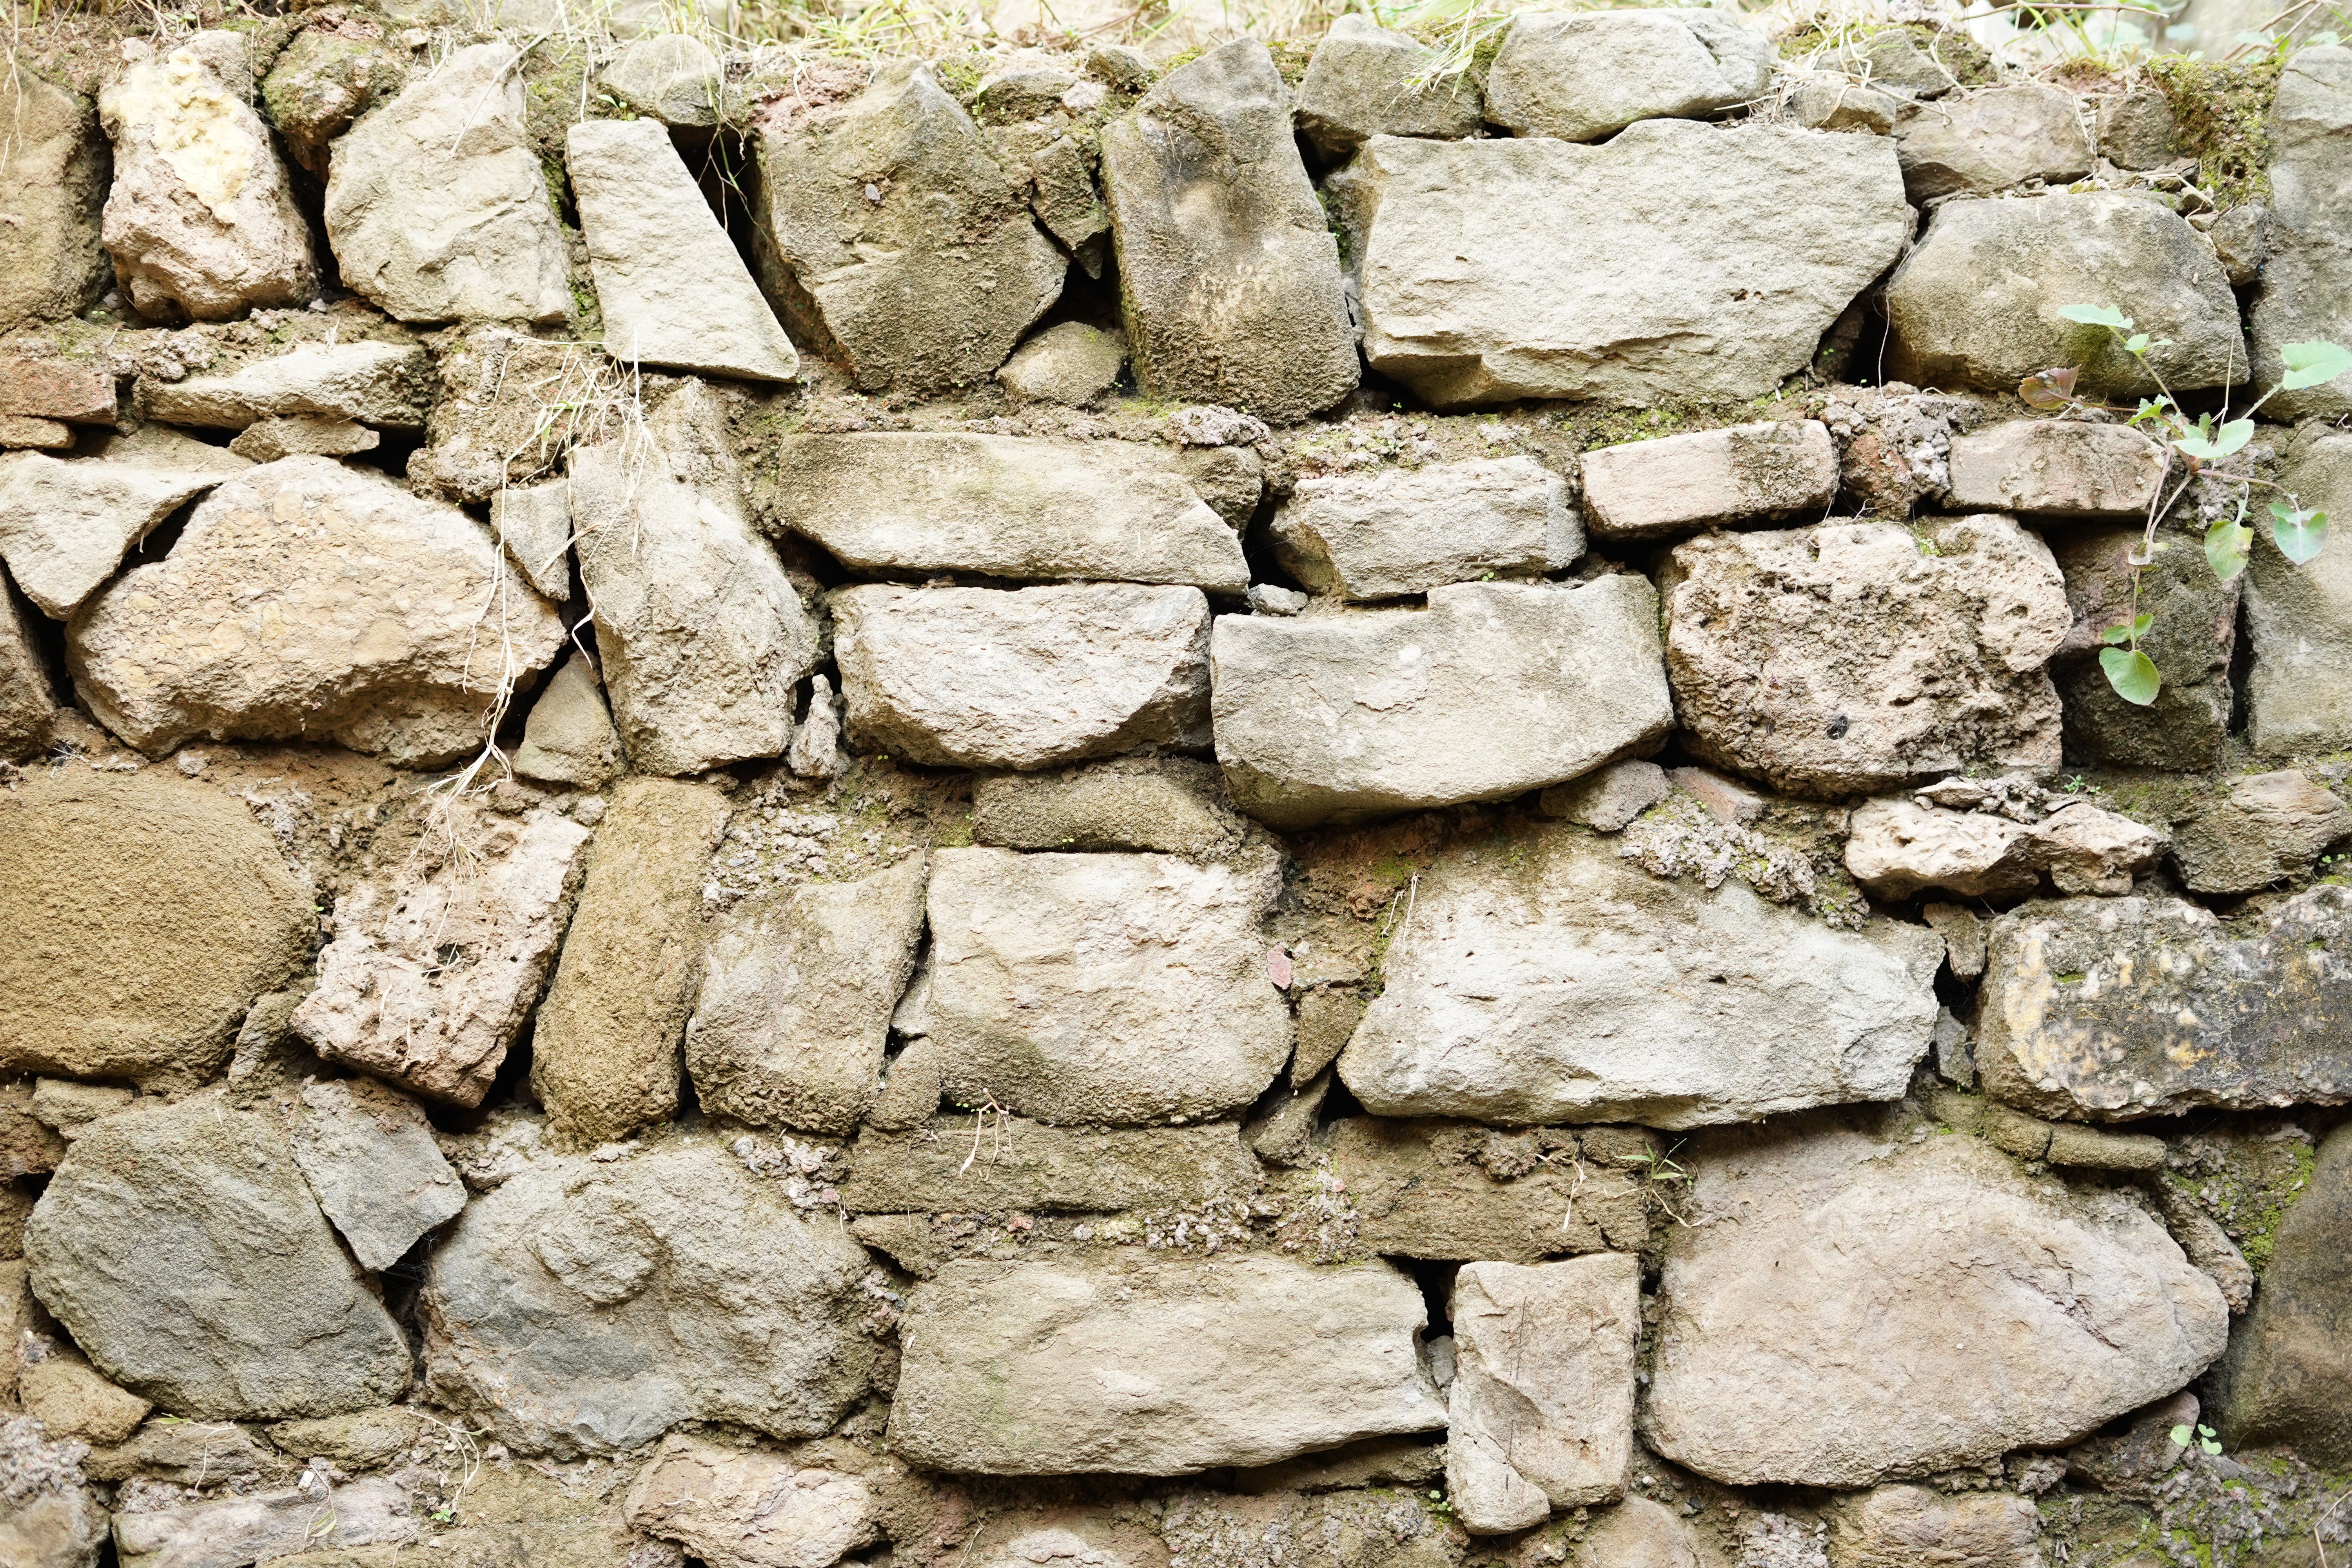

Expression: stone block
xmin=841 ymin=1117 xmax=1261 ymax=1214
xmin=514 ymin=654 xmax=623 ymax=788
xmin=0 ymin=430 xmax=250 ymax=617
xmin=2172 ymin=769 xmax=2352 ymax=893
xmin=2049 ymin=521 xmax=2236 ymax=770
xmin=1266 ymin=457 xmax=1578 ymax=599
xmin=626 ymin=1434 xmax=877 ymax=1568
xmin=2247 ymin=432 xmax=2352 ymax=753
xmin=971 ymin=757 xmax=1243 ymax=857
xmin=1293 ymin=15 xmax=1481 ymax=160
xmin=1326 ymin=1119 xmax=1648 ymax=1261
xmin=2208 ymin=1121 xmax=2352 ymax=1463
xmin=1891 ymin=84 xmax=2093 ymax=200
xmin=1538 ymin=758 xmax=1670 ymax=832
xmin=2250 ymin=47 xmax=2352 ymax=417
xmin=1579 ymin=420 xmax=1837 ymax=541
xmin=1483 ymin=10 xmax=1773 ymax=143
xmin=1944 ymin=419 xmax=2169 ymax=519
xmin=0 ymin=67 xmax=109 ymax=332
xmin=282 ymin=1076 xmax=468 ymax=1270
xmin=142 ymin=340 xmax=432 ymax=430
xmin=996 ymin=322 xmax=1127 ymax=406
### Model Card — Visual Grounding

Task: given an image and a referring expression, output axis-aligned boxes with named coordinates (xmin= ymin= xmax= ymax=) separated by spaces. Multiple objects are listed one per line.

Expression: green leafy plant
xmin=2171 ymin=1421 xmax=2225 ymax=1456
xmin=2026 ymin=308 xmax=2351 ymax=705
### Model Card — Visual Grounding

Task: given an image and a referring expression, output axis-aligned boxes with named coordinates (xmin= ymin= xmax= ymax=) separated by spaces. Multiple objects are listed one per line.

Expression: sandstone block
xmin=113 ymin=1479 xmax=419 ymax=1566
xmin=17 ymin=1343 xmax=151 ymax=1445
xmin=1267 ymin=457 xmax=1578 ymax=599
xmin=2247 ymin=432 xmax=2352 ymax=753
xmin=971 ymin=757 xmax=1242 ymax=857
xmin=2207 ymin=1121 xmax=2352 ymax=1463
xmin=626 ymin=1435 xmax=877 ymax=1568
xmin=889 ymin=1256 xmax=1445 ymax=1474
xmin=1211 ymin=578 xmax=1673 ymax=830
xmin=1578 ymin=420 xmax=1837 ymax=541
xmin=834 ymin=584 xmax=1211 ymax=771
xmin=0 ymin=581 xmax=54 ymax=761
xmin=0 ymin=68 xmax=109 ymax=332
xmin=228 ymin=413 xmax=379 ymax=463
xmin=842 ymin=1117 xmax=1261 ymax=1214
xmin=2050 ymin=521 xmax=2236 ymax=770
xmin=1892 ymin=84 xmax=2093 ymax=200
xmin=1102 ymin=40 xmax=1357 ymax=421
xmin=487 ymin=479 xmax=571 ymax=600
xmin=0 ymin=431 xmax=250 ymax=616
xmin=283 ymin=1076 xmax=469 ymax=1271
xmin=0 ymin=358 xmax=117 ymax=423
xmin=2172 ymin=769 xmax=2352 ymax=893
xmin=142 ymin=340 xmax=432 ymax=430
xmin=1662 ymin=515 xmax=2069 ymax=795
xmin=267 ymin=1405 xmax=434 ymax=1469
xmin=766 ymin=433 xmax=1245 ymax=590
xmin=1346 ymin=125 xmax=1909 ymax=408
xmin=514 ymin=654 xmax=623 ymax=787
xmin=1484 ymin=10 xmax=1773 ymax=143
xmin=599 ymin=34 xmax=721 ymax=126
xmin=996 ymin=322 xmax=1127 ymax=406
xmin=0 ymin=416 xmax=71 ymax=450
xmin=1828 ymin=1487 xmax=2043 ymax=1568
xmin=1325 ymin=1119 xmax=1648 ymax=1261
xmin=926 ymin=848 xmax=1291 ymax=1124
xmin=68 ymin=456 xmax=566 ymax=766
xmin=1293 ymin=15 xmax=1481 ymax=160
xmin=568 ymin=119 xmax=799 ymax=382
xmin=1944 ymin=419 xmax=2168 ymax=519
xmin=2250 ymin=47 xmax=2352 ymax=418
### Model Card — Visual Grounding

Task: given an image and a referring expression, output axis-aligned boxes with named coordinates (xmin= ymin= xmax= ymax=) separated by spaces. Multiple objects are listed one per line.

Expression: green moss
xmin=2150 ymin=52 xmax=2283 ymax=210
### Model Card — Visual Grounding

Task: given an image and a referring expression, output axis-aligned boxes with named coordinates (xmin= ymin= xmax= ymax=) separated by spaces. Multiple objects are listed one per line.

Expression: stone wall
xmin=2 ymin=5 xmax=2352 ymax=1568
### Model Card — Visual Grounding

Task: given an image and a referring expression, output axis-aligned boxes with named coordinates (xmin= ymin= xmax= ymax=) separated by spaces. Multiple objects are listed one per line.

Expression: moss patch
xmin=2150 ymin=52 xmax=2282 ymax=210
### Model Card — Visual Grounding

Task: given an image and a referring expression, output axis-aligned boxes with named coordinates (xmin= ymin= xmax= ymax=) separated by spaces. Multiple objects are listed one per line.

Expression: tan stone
xmin=1945 ymin=419 xmax=2169 ymax=519
xmin=625 ymin=1434 xmax=877 ymax=1568
xmin=1579 ymin=420 xmax=1838 ymax=540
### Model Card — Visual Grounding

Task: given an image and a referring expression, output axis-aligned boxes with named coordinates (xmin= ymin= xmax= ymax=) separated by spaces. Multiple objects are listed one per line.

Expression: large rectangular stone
xmin=1579 ymin=420 xmax=1837 ymax=540
xmin=1945 ymin=419 xmax=2169 ymax=519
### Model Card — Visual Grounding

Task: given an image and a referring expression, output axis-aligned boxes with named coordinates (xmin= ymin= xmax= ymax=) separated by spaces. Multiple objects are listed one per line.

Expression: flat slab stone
xmin=624 ymin=1435 xmax=877 ymax=1568
xmin=1579 ymin=420 xmax=1838 ymax=541
xmin=1325 ymin=1118 xmax=1649 ymax=1262
xmin=842 ymin=1117 xmax=1261 ymax=1214
xmin=284 ymin=1076 xmax=468 ymax=1271
xmin=142 ymin=340 xmax=432 ymax=430
xmin=568 ymin=118 xmax=799 ymax=383
xmin=0 ymin=429 xmax=249 ymax=617
xmin=764 ymin=432 xmax=1246 ymax=589
xmin=1336 ymin=824 xmax=1943 ymax=1128
xmin=1945 ymin=419 xmax=2169 ymax=519
xmin=1891 ymin=83 xmax=2094 ymax=200
xmin=1345 ymin=124 xmax=1909 ymax=409
xmin=1266 ymin=457 xmax=1578 ymax=599
xmin=1483 ymin=9 xmax=1773 ymax=142
xmin=2247 ymin=432 xmax=2352 ymax=753
xmin=970 ymin=757 xmax=1243 ymax=857
xmin=1210 ymin=578 xmax=1673 ymax=830
xmin=888 ymin=1256 xmax=1446 ymax=1474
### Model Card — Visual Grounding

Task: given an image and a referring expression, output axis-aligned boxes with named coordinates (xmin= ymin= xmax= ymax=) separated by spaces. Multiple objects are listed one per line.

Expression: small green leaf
xmin=2169 ymin=1424 xmax=2194 ymax=1446
xmin=2101 ymin=646 xmax=2161 ymax=706
xmin=2060 ymin=303 xmax=2135 ymax=329
xmin=2175 ymin=417 xmax=2254 ymax=461
xmin=2098 ymin=614 xmax=2154 ymax=645
xmin=2272 ymin=501 xmax=2330 ymax=565
xmin=2206 ymin=517 xmax=2252 ymax=581
xmin=2124 ymin=333 xmax=2151 ymax=354
xmin=2279 ymin=340 xmax=2352 ymax=392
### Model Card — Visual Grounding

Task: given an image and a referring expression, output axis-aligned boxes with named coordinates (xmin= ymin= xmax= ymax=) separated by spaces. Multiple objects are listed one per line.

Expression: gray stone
xmin=1538 ymin=758 xmax=1671 ymax=832
xmin=1292 ymin=15 xmax=1482 ymax=160
xmin=259 ymin=25 xmax=406 ymax=178
xmin=1944 ymin=419 xmax=2169 ymax=519
xmin=1210 ymin=577 xmax=1673 ymax=831
xmin=1926 ymin=905 xmax=1987 ymax=981
xmin=568 ymin=119 xmax=800 ymax=383
xmin=1446 ymin=1255 xmax=1638 ymax=1534
xmin=1267 ymin=457 xmax=1578 ymax=599
xmin=997 ymin=322 xmax=1127 ymax=406
xmin=842 ymin=1116 xmax=1261 ymax=1214
xmin=2098 ymin=89 xmax=2179 ymax=170
xmin=889 ymin=1255 xmax=1445 ymax=1474
xmin=975 ymin=65 xmax=1078 ymax=120
xmin=687 ymin=856 xmax=928 ymax=1137
xmin=2207 ymin=1121 xmax=2352 ymax=1463
xmin=786 ymin=674 xmax=844 ymax=781
xmin=833 ymin=584 xmax=1211 ymax=771
xmin=77 ymin=1417 xmax=274 ymax=1485
xmin=624 ymin=1435 xmax=877 ymax=1568
xmin=2209 ymin=200 xmax=2270 ymax=285
xmin=283 ymin=1076 xmax=468 ymax=1270
xmin=515 ymin=655 xmax=623 ymax=788
xmin=227 ymin=414 xmax=379 ymax=463
xmin=67 ymin=456 xmax=566 ymax=767
xmin=1979 ymin=887 xmax=2352 ymax=1121
xmin=1578 ymin=420 xmax=1839 ymax=541
xmin=0 ymin=67 xmax=109 ymax=332
xmin=1641 ymin=1116 xmax=2227 ymax=1487
xmin=421 ymin=1135 xmax=876 ymax=1456
xmin=2250 ymin=48 xmax=2352 ymax=418
xmin=599 ymin=34 xmax=720 ymax=125
xmin=765 ymin=433 xmax=1245 ymax=590
xmin=1101 ymin=40 xmax=1357 ymax=422
xmin=2050 ymin=521 xmax=2236 ymax=771
xmin=0 ymin=579 xmax=54 ymax=761
xmin=1347 ymin=124 xmax=1909 ymax=409
xmin=489 ymin=480 xmax=572 ymax=601
xmin=1892 ymin=84 xmax=2092 ymax=200
xmin=0 ymin=768 xmax=313 ymax=1085
xmin=267 ymin=1406 xmax=434 ymax=1470
xmin=573 ymin=383 xmax=818 ymax=776
xmin=25 ymin=1094 xmax=411 ymax=1419
xmin=1232 ymin=1436 xmax=1445 ymax=1496
xmin=1885 ymin=192 xmax=2248 ymax=398
xmin=1326 ymin=1119 xmax=1649 ymax=1262
xmin=113 ymin=1478 xmax=418 ymax=1567
xmin=1484 ymin=10 xmax=1773 ymax=143
xmin=1843 ymin=797 xmax=2163 ymax=899
xmin=142 ymin=340 xmax=432 ymax=430
xmin=323 ymin=42 xmax=571 ymax=324
xmin=99 ymin=41 xmax=317 ymax=321
xmin=1784 ymin=77 xmax=1902 ymax=134
xmin=2247 ymin=432 xmax=2352 ymax=753
xmin=2153 ymin=1188 xmax=2255 ymax=1313
xmin=1662 ymin=516 xmax=2070 ymax=796
xmin=0 ymin=431 xmax=251 ymax=617
xmin=1337 ymin=825 xmax=1942 ymax=1128
xmin=971 ymin=757 xmax=1243 ymax=856
xmin=753 ymin=63 xmax=1061 ymax=395
xmin=0 ymin=1415 xmax=108 ymax=1568
xmin=1827 ymin=1487 xmax=2042 ymax=1568
xmin=2172 ymin=769 xmax=2352 ymax=893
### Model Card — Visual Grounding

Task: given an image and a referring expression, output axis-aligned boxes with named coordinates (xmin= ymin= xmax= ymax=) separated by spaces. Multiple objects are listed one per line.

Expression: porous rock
xmin=0 ymin=429 xmax=250 ymax=617
xmin=1578 ymin=420 xmax=1838 ymax=541
xmin=626 ymin=1434 xmax=877 ymax=1568
xmin=1662 ymin=515 xmax=2069 ymax=796
xmin=1210 ymin=577 xmax=1673 ymax=830
xmin=1843 ymin=797 xmax=2163 ymax=899
xmin=925 ymin=847 xmax=1292 ymax=1125
xmin=25 ymin=1094 xmax=412 ymax=1420
xmin=996 ymin=322 xmax=1127 ymax=406
xmin=889 ymin=1255 xmax=1445 ymax=1474
xmin=1640 ymin=1116 xmax=2227 ymax=1486
xmin=1338 ymin=824 xmax=1942 ymax=1127
xmin=114 ymin=1479 xmax=418 ymax=1565
xmin=1944 ymin=419 xmax=2169 ymax=519
xmin=421 ymin=1136 xmax=876 ymax=1455
xmin=142 ymin=340 xmax=432 ymax=430
xmin=1324 ymin=1118 xmax=1649 ymax=1261
xmin=843 ymin=1117 xmax=1261 ymax=1214
xmin=0 ymin=768 xmax=313 ymax=1084
xmin=267 ymin=1406 xmax=434 ymax=1470
xmin=17 ymin=1343 xmax=152 ymax=1445
xmin=0 ymin=1414 xmax=108 ymax=1568
xmin=228 ymin=413 xmax=379 ymax=463
xmin=1292 ymin=15 xmax=1481 ymax=160
xmin=2249 ymin=47 xmax=2352 ymax=418
xmin=68 ymin=456 xmax=566 ymax=766
xmin=1483 ymin=10 xmax=1773 ymax=143
xmin=514 ymin=654 xmax=623 ymax=787
xmin=971 ymin=757 xmax=1242 ymax=857
xmin=833 ymin=584 xmax=1211 ymax=771
xmin=2049 ymin=521 xmax=2237 ymax=771
xmin=1266 ymin=457 xmax=1578 ymax=599
xmin=1891 ymin=84 xmax=2093 ymax=200
xmin=2207 ymin=1121 xmax=2352 ymax=1464
xmin=281 ymin=1076 xmax=468 ymax=1270
xmin=0 ymin=67 xmax=110 ymax=332
xmin=1827 ymin=1486 xmax=2043 ymax=1568
xmin=2246 ymin=432 xmax=2352 ymax=753
xmin=1346 ymin=124 xmax=1909 ymax=408
xmin=2097 ymin=89 xmax=2179 ymax=170
xmin=259 ymin=23 xmax=407 ymax=177
xmin=1101 ymin=40 xmax=1358 ymax=422
xmin=2171 ymin=769 xmax=2352 ymax=894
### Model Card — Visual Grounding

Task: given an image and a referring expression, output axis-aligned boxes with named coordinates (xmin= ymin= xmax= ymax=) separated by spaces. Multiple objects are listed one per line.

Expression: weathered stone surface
xmin=2172 ymin=770 xmax=2351 ymax=893
xmin=259 ymin=23 xmax=406 ymax=177
xmin=1785 ymin=76 xmax=1902 ymax=134
xmin=1268 ymin=457 xmax=1577 ymax=599
xmin=2050 ymin=522 xmax=2236 ymax=770
xmin=971 ymin=757 xmax=1242 ymax=857
xmin=0 ymin=583 xmax=55 ymax=761
xmin=1446 ymin=1255 xmax=1638 ymax=1534
xmin=0 ymin=1414 xmax=108 ymax=1568
xmin=69 ymin=456 xmax=564 ymax=765
xmin=532 ymin=779 xmax=730 ymax=1148
xmin=1662 ymin=516 xmax=2069 ymax=796
xmin=422 ymin=1136 xmax=876 ymax=1455
xmin=834 ymin=584 xmax=1211 ymax=771
xmin=0 ymin=358 xmax=115 ymax=423
xmin=1211 ymin=578 xmax=1672 ymax=830
xmin=1642 ymin=1117 xmax=2226 ymax=1487
xmin=1892 ymin=84 xmax=2092 ymax=201
xmin=0 ymin=768 xmax=312 ymax=1084
xmin=1980 ymin=887 xmax=2352 ymax=1120
xmin=766 ymin=433 xmax=1245 ymax=589
xmin=926 ymin=848 xmax=1290 ymax=1124
xmin=1233 ymin=1436 xmax=1445 ymax=1496
xmin=2250 ymin=47 xmax=2352 ymax=418
xmin=1944 ymin=419 xmax=2168 ymax=519
xmin=1844 ymin=797 xmax=2163 ymax=899
xmin=0 ymin=67 xmax=109 ymax=332
xmin=0 ymin=431 xmax=250 ymax=617
xmin=515 ymin=655 xmax=623 ymax=788
xmin=77 ymin=1416 xmax=274 ymax=1485
xmin=1885 ymin=192 xmax=2248 ymax=397
xmin=569 ymin=119 xmax=799 ymax=382
xmin=2153 ymin=1189 xmax=2254 ymax=1314
xmin=2207 ymin=1121 xmax=2352 ymax=1463
xmin=754 ymin=63 xmax=1060 ymax=395
xmin=1293 ymin=15 xmax=1481 ymax=160
xmin=599 ymin=34 xmax=720 ymax=126
xmin=18 ymin=1342 xmax=152 ymax=1444
xmin=843 ymin=1117 xmax=1261 ymax=1214
xmin=1539 ymin=758 xmax=1671 ymax=833
xmin=488 ymin=480 xmax=571 ymax=600
xmin=1828 ymin=1487 xmax=2041 ymax=1568
xmin=996 ymin=322 xmax=1126 ymax=406
xmin=282 ymin=1076 xmax=468 ymax=1270
xmin=687 ymin=857 xmax=927 ymax=1137
xmin=890 ymin=1256 xmax=1445 ymax=1474
xmin=1571 ymin=1498 xmax=1717 ymax=1568
xmin=324 ymin=43 xmax=570 ymax=324
xmin=1579 ymin=421 xmax=1838 ymax=541
xmin=1325 ymin=1119 xmax=1648 ymax=1261
xmin=268 ymin=1405 xmax=434 ymax=1470
xmin=25 ymin=1094 xmax=411 ymax=1419
xmin=2247 ymin=432 xmax=2352 ymax=753
xmin=1102 ymin=40 xmax=1357 ymax=422
xmin=2067 ymin=1391 xmax=2198 ymax=1489
xmin=1484 ymin=10 xmax=1772 ymax=143
xmin=2097 ymin=89 xmax=2178 ymax=170
xmin=626 ymin=1435 xmax=876 ymax=1568
xmin=1346 ymin=125 xmax=1909 ymax=409
xmin=142 ymin=340 xmax=432 ymax=430
xmin=0 ymin=416 xmax=71 ymax=450
xmin=99 ymin=41 xmax=316 ymax=321
xmin=227 ymin=413 xmax=379 ymax=463
xmin=113 ymin=1479 xmax=418 ymax=1566
xmin=1338 ymin=825 xmax=1941 ymax=1127
xmin=573 ymin=383 xmax=817 ymax=775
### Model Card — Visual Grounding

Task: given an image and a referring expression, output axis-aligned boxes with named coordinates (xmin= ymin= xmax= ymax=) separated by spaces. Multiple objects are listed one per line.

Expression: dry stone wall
xmin=5 ymin=7 xmax=2352 ymax=1568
